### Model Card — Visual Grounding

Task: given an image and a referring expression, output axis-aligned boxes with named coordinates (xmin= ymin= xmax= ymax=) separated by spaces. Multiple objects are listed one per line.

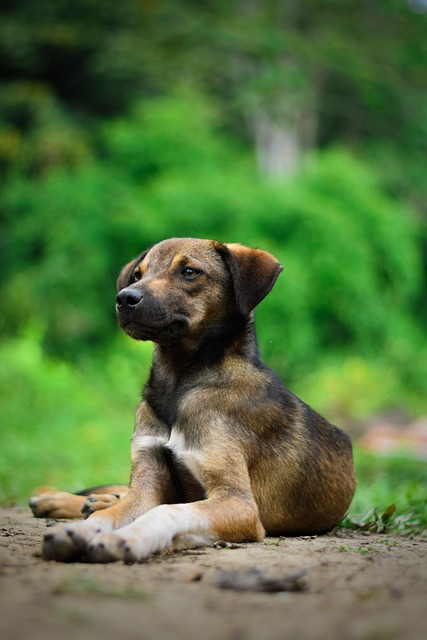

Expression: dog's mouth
xmin=115 ymin=293 xmax=190 ymax=344
xmin=119 ymin=318 xmax=187 ymax=343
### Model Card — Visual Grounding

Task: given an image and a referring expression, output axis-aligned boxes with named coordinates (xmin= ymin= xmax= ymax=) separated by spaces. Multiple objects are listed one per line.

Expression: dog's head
xmin=116 ymin=238 xmax=282 ymax=346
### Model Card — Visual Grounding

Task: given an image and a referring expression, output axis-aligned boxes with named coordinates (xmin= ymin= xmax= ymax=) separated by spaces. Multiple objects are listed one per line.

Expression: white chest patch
xmin=167 ymin=431 xmax=204 ymax=485
xmin=131 ymin=434 xmax=168 ymax=454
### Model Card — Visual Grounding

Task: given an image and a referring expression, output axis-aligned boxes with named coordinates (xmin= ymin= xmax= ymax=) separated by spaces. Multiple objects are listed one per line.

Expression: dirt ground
xmin=0 ymin=507 xmax=425 ymax=640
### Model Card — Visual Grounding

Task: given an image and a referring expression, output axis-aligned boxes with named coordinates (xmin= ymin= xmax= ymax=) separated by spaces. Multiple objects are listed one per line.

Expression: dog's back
xmin=162 ymin=343 xmax=356 ymax=536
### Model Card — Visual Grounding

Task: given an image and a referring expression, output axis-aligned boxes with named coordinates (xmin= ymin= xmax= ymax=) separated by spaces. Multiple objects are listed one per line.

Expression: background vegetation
xmin=0 ymin=1 xmax=426 ymax=530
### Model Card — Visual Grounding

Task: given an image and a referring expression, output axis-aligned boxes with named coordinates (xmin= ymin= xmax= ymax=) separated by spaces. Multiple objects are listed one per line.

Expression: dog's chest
xmin=167 ymin=430 xmax=204 ymax=484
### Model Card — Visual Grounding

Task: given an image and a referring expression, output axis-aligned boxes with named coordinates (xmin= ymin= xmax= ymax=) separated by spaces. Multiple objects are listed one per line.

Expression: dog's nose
xmin=116 ymin=288 xmax=143 ymax=308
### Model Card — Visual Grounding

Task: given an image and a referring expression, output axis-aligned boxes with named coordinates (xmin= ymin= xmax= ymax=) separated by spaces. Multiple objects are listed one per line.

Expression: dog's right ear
xmin=116 ymin=249 xmax=150 ymax=291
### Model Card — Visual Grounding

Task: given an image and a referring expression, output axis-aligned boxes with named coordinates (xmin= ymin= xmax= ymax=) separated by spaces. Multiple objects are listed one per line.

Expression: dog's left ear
xmin=215 ymin=242 xmax=283 ymax=315
xmin=116 ymin=249 xmax=150 ymax=291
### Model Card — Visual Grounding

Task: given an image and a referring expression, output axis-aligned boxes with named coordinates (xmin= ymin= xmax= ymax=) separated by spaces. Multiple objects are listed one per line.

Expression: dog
xmin=33 ymin=237 xmax=356 ymax=563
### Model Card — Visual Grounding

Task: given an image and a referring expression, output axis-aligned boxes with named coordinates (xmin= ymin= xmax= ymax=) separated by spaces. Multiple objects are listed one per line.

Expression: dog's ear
xmin=215 ymin=242 xmax=283 ymax=315
xmin=116 ymin=249 xmax=150 ymax=291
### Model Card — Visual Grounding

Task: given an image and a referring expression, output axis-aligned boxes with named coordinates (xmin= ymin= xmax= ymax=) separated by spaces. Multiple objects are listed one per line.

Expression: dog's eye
xmin=132 ymin=270 xmax=142 ymax=283
xmin=181 ymin=267 xmax=200 ymax=280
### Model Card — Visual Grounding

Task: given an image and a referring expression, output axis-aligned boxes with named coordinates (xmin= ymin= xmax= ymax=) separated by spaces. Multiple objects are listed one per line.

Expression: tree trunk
xmin=250 ymin=104 xmax=317 ymax=180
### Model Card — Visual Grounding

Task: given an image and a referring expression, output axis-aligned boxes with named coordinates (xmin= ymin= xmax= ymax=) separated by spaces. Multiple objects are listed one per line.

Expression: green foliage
xmin=0 ymin=82 xmax=91 ymax=176
xmin=342 ymin=504 xmax=426 ymax=538
xmin=241 ymin=149 xmax=423 ymax=374
xmin=101 ymin=89 xmax=237 ymax=181
xmin=293 ymin=357 xmax=416 ymax=425
xmin=1 ymin=165 xmax=133 ymax=355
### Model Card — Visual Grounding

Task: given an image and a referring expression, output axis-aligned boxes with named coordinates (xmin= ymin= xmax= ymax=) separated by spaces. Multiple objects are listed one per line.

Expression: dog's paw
xmin=29 ymin=491 xmax=82 ymax=519
xmin=86 ymin=531 xmax=127 ymax=563
xmin=86 ymin=530 xmax=154 ymax=564
xmin=29 ymin=493 xmax=54 ymax=518
xmin=81 ymin=493 xmax=120 ymax=518
xmin=121 ymin=538 xmax=151 ymax=564
xmin=42 ymin=521 xmax=103 ymax=561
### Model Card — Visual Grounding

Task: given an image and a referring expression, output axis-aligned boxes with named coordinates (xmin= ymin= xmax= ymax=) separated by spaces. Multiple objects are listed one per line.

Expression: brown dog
xmin=36 ymin=238 xmax=356 ymax=563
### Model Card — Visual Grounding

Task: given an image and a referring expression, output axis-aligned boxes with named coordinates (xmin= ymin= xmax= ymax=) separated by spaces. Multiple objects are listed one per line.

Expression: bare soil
xmin=1 ymin=506 xmax=426 ymax=640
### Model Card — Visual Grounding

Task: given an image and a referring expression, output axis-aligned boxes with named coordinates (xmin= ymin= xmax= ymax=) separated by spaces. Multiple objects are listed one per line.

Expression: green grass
xmin=341 ymin=449 xmax=427 ymax=536
xmin=0 ymin=331 xmax=151 ymax=501
xmin=0 ymin=332 xmax=426 ymax=536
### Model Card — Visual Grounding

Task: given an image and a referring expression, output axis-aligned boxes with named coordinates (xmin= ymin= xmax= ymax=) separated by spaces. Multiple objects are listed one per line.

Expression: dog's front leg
xmin=91 ymin=495 xmax=264 ymax=564
xmin=87 ymin=451 xmax=265 ymax=563
xmin=42 ymin=445 xmax=171 ymax=562
xmin=42 ymin=405 xmax=173 ymax=562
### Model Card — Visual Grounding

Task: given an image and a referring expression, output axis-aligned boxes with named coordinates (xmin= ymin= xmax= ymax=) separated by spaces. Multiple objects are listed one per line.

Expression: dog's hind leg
xmin=30 ymin=491 xmax=90 ymax=519
xmin=30 ymin=485 xmax=128 ymax=519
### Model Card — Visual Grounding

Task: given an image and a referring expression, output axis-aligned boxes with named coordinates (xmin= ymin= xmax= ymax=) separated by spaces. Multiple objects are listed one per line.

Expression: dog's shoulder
xmin=177 ymin=354 xmax=303 ymax=431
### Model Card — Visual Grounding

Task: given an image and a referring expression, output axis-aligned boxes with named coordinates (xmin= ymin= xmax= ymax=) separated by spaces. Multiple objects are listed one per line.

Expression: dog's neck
xmin=152 ymin=313 xmax=262 ymax=383
xmin=144 ymin=314 xmax=263 ymax=428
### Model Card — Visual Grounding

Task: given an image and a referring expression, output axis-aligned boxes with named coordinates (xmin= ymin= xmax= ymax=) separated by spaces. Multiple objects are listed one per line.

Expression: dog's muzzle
xmin=116 ymin=287 xmax=179 ymax=342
